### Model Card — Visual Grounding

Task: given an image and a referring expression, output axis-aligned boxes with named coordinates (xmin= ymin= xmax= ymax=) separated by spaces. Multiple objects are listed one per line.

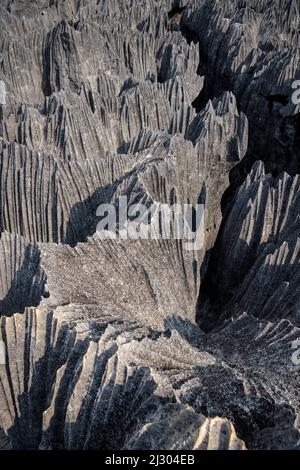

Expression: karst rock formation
xmin=0 ymin=0 xmax=300 ymax=451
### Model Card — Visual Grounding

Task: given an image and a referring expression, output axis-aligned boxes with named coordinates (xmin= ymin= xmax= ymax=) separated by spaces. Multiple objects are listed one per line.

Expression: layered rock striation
xmin=0 ymin=0 xmax=299 ymax=450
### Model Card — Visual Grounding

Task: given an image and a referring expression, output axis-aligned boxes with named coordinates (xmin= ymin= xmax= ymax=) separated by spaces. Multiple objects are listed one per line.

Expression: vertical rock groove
xmin=0 ymin=0 xmax=299 ymax=451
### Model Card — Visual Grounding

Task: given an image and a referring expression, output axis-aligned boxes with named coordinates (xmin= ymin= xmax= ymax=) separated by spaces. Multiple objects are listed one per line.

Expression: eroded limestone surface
xmin=0 ymin=0 xmax=299 ymax=450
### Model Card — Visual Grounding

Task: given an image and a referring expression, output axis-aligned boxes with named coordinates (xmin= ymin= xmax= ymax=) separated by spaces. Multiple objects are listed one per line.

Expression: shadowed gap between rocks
xmin=0 ymin=244 xmax=49 ymax=318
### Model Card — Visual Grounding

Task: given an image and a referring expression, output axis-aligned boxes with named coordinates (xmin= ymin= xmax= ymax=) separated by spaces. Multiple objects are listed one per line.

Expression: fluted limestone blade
xmin=0 ymin=0 xmax=299 ymax=452
xmin=199 ymin=162 xmax=300 ymax=328
xmin=126 ymin=404 xmax=246 ymax=450
xmin=0 ymin=231 xmax=47 ymax=316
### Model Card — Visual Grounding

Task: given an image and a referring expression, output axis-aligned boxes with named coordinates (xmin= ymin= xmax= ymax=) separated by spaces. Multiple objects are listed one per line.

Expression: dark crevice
xmin=168 ymin=6 xmax=186 ymax=19
xmin=0 ymin=244 xmax=48 ymax=318
xmin=220 ymin=148 xmax=258 ymax=215
xmin=180 ymin=23 xmax=200 ymax=44
xmin=196 ymin=110 xmax=300 ymax=331
xmin=192 ymin=74 xmax=233 ymax=113
xmin=168 ymin=7 xmax=201 ymax=50
xmin=88 ymin=89 xmax=95 ymax=114
xmin=191 ymin=29 xmax=300 ymax=330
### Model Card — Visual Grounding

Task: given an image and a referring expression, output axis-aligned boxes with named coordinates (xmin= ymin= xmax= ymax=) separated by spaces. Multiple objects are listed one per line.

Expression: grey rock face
xmin=182 ymin=0 xmax=300 ymax=175
xmin=0 ymin=0 xmax=299 ymax=451
xmin=0 ymin=231 xmax=47 ymax=315
xmin=199 ymin=161 xmax=300 ymax=329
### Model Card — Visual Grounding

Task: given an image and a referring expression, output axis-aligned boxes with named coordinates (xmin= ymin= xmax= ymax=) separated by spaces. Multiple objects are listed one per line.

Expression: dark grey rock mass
xmin=0 ymin=0 xmax=299 ymax=451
